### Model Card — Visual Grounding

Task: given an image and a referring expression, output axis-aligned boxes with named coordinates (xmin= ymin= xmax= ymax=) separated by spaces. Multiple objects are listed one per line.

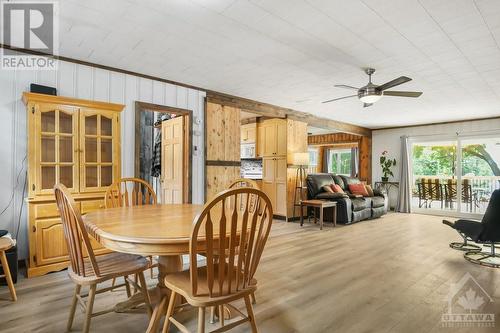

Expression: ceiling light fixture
xmin=359 ymin=92 xmax=382 ymax=104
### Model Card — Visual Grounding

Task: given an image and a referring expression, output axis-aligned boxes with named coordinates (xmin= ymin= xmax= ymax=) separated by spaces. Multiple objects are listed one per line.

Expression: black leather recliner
xmin=306 ymin=173 xmax=388 ymax=224
xmin=443 ymin=189 xmax=500 ymax=267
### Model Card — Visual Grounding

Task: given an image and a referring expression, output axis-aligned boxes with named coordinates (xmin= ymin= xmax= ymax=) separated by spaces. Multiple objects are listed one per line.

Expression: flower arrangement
xmin=380 ymin=150 xmax=396 ymax=182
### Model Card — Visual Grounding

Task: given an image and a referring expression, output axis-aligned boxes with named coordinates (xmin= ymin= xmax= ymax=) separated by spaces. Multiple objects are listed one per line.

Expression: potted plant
xmin=380 ymin=151 xmax=396 ymax=182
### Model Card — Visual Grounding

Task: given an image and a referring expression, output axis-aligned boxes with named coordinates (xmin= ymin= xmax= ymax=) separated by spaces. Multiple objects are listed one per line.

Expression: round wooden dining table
xmin=83 ymin=203 xmax=205 ymax=333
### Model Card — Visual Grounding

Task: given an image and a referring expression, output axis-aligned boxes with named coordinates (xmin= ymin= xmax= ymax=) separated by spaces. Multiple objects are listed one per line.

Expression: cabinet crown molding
xmin=23 ymin=92 xmax=125 ymax=112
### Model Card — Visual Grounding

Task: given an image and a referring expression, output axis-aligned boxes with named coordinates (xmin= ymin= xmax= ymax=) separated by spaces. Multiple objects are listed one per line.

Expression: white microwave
xmin=241 ymin=143 xmax=256 ymax=159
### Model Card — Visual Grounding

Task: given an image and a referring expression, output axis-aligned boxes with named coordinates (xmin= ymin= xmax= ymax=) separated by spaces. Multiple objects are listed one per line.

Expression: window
xmin=308 ymin=147 xmax=318 ymax=167
xmin=328 ymin=149 xmax=352 ymax=176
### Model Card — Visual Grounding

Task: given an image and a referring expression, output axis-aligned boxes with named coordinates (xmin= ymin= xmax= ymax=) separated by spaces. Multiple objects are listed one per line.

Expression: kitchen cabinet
xmin=262 ymin=156 xmax=287 ymax=216
xmin=241 ymin=123 xmax=256 ymax=143
xmin=259 ymin=119 xmax=287 ymax=157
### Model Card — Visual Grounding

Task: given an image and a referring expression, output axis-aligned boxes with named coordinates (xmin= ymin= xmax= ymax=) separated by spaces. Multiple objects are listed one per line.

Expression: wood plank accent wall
xmin=205 ymin=101 xmax=241 ymax=201
xmin=286 ymin=120 xmax=308 ymax=218
xmin=308 ymin=133 xmax=372 ymax=184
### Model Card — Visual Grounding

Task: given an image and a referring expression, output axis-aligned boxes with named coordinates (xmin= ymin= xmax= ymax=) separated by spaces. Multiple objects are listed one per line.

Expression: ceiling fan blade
xmin=363 ymin=103 xmax=373 ymax=108
xmin=383 ymin=91 xmax=422 ymax=98
xmin=334 ymin=84 xmax=359 ymax=90
xmin=377 ymin=76 xmax=412 ymax=91
xmin=322 ymin=95 xmax=357 ymax=104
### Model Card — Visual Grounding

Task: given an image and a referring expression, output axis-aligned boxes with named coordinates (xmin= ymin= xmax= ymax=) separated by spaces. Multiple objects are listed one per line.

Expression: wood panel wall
xmin=286 ymin=119 xmax=308 ymax=218
xmin=308 ymin=133 xmax=372 ymax=184
xmin=205 ymin=101 xmax=241 ymax=201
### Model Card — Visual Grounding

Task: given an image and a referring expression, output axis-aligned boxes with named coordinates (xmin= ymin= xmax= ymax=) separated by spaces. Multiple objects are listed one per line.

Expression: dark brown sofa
xmin=306 ymin=173 xmax=388 ymax=224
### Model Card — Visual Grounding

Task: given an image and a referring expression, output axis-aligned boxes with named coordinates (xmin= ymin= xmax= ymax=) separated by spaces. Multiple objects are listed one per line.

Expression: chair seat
xmin=68 ymin=252 xmax=150 ymax=285
xmin=0 ymin=238 xmax=13 ymax=251
xmin=165 ymin=264 xmax=257 ymax=307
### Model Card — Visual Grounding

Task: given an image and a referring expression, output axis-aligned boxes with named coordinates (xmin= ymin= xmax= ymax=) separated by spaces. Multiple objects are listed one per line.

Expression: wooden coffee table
xmin=300 ymin=200 xmax=337 ymax=230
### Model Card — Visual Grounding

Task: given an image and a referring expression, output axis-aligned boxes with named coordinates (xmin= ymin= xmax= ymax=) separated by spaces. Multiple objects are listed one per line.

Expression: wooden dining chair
xmin=162 ymin=187 xmax=273 ymax=333
xmin=54 ymin=184 xmax=152 ymax=333
xmin=105 ymin=177 xmax=158 ymax=281
xmin=228 ymin=178 xmax=259 ymax=305
xmin=0 ymin=238 xmax=17 ymax=301
xmin=228 ymin=178 xmax=260 ymax=190
xmin=105 ymin=177 xmax=157 ymax=208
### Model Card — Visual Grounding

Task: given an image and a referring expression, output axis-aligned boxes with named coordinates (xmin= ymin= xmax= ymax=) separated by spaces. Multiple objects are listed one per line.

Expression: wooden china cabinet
xmin=23 ymin=92 xmax=124 ymax=277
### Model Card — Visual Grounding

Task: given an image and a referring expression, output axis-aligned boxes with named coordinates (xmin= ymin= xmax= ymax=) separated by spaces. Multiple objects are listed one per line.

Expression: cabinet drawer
xmin=33 ymin=201 xmax=82 ymax=219
xmin=81 ymin=199 xmax=104 ymax=214
xmin=33 ymin=203 xmax=60 ymax=219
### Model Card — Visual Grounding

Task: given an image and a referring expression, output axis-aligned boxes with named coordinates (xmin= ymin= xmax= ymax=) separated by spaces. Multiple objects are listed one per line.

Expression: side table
xmin=300 ymin=200 xmax=337 ymax=230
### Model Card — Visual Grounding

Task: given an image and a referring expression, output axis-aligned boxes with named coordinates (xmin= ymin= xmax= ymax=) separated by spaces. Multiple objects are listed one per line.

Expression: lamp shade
xmin=291 ymin=152 xmax=309 ymax=166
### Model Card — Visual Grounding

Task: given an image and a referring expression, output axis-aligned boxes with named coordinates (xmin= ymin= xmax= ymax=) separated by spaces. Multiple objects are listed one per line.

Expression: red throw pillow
xmin=331 ymin=184 xmax=345 ymax=194
xmin=349 ymin=183 xmax=369 ymax=197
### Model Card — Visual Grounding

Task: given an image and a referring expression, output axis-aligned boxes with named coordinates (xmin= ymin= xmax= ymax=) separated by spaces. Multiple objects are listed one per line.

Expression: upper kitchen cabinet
xmin=259 ymin=119 xmax=287 ymax=157
xmin=240 ymin=123 xmax=256 ymax=144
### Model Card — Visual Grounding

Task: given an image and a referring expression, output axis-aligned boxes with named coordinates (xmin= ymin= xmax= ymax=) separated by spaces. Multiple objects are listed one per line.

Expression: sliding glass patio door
xmin=411 ymin=135 xmax=500 ymax=217
xmin=411 ymin=140 xmax=458 ymax=214
xmin=460 ymin=137 xmax=500 ymax=215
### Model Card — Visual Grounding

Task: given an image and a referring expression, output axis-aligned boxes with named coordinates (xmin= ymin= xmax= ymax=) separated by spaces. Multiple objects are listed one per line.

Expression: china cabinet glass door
xmin=80 ymin=109 xmax=117 ymax=192
xmin=36 ymin=104 xmax=78 ymax=194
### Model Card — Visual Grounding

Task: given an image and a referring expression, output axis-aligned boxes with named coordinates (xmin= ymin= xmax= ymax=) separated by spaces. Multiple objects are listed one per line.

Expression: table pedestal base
xmin=112 ymin=255 xmax=184 ymax=332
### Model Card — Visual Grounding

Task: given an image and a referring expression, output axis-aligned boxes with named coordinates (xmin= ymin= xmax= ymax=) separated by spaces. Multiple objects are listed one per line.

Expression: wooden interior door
xmin=161 ymin=116 xmax=184 ymax=204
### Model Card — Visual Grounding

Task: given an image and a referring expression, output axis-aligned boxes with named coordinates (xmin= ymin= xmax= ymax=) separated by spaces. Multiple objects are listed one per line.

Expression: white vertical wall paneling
xmin=0 ymin=70 xmax=15 ymax=252
xmin=76 ymin=65 xmax=93 ymax=100
xmin=93 ymin=68 xmax=110 ymax=102
xmin=152 ymin=81 xmax=164 ymax=105
xmin=123 ymin=74 xmax=138 ymax=178
xmin=176 ymin=86 xmax=188 ymax=109
xmin=139 ymin=78 xmax=153 ymax=103
xmin=12 ymin=70 xmax=35 ymax=258
xmin=57 ymin=61 xmax=76 ymax=97
xmin=165 ymin=83 xmax=177 ymax=106
xmin=0 ymin=53 xmax=206 ymax=259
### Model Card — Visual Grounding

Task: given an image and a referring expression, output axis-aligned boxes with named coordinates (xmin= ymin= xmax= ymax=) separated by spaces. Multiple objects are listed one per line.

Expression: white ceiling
xmin=58 ymin=0 xmax=500 ymax=129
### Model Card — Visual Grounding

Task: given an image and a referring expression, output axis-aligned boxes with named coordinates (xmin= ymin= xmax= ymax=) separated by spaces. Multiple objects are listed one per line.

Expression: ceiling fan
xmin=322 ymin=68 xmax=423 ymax=107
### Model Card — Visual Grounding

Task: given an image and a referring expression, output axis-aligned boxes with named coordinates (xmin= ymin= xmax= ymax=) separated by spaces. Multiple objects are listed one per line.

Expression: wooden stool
xmin=0 ymin=238 xmax=17 ymax=301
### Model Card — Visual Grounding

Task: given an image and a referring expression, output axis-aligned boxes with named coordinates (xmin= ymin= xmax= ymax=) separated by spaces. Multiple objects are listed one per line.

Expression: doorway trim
xmin=134 ymin=101 xmax=193 ymax=204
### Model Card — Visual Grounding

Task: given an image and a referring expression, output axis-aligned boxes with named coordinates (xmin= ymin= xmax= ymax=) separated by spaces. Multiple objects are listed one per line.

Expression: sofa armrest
xmin=373 ymin=188 xmax=386 ymax=197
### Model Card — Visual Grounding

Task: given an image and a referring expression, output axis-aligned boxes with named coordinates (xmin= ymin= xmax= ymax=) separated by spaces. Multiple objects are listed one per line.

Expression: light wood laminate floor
xmin=1 ymin=213 xmax=499 ymax=332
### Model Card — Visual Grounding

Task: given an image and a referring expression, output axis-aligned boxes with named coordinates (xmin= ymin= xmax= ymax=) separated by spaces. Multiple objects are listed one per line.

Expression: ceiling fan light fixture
xmin=359 ymin=93 xmax=382 ymax=104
